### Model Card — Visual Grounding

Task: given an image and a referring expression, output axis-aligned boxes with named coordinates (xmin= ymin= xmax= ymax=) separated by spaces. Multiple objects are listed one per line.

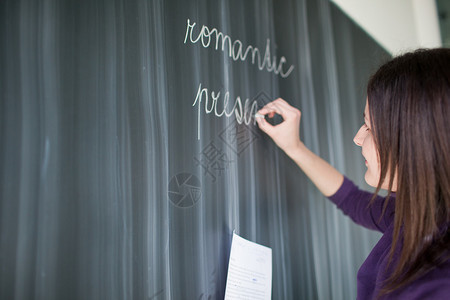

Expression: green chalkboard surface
xmin=0 ymin=0 xmax=389 ymax=299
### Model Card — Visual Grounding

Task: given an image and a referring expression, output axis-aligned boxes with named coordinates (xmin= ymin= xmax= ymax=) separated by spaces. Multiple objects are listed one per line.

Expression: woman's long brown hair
xmin=367 ymin=48 xmax=450 ymax=295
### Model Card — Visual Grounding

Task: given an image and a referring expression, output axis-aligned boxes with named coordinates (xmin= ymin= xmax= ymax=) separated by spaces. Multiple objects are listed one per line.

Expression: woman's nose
xmin=353 ymin=126 xmax=365 ymax=146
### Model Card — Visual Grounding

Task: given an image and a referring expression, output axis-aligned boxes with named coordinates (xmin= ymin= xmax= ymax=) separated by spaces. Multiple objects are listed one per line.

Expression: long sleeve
xmin=328 ymin=177 xmax=395 ymax=233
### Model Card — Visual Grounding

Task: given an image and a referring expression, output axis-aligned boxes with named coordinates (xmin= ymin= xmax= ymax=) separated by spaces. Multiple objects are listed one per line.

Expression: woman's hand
xmin=256 ymin=98 xmax=344 ymax=197
xmin=256 ymin=98 xmax=302 ymax=156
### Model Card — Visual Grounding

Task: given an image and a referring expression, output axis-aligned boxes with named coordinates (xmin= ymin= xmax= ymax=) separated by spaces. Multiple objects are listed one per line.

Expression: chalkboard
xmin=0 ymin=0 xmax=389 ymax=299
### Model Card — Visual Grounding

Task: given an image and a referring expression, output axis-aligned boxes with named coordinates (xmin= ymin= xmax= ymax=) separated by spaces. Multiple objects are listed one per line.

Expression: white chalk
xmin=255 ymin=113 xmax=265 ymax=118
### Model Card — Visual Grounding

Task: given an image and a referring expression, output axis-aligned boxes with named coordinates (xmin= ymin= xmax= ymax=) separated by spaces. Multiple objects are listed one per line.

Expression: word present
xmin=192 ymin=83 xmax=258 ymax=140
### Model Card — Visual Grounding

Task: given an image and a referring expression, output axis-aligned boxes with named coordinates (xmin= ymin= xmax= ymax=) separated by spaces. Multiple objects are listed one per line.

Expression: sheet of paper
xmin=224 ymin=232 xmax=272 ymax=300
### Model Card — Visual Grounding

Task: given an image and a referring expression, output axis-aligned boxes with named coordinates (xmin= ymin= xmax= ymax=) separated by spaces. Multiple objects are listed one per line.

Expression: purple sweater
xmin=329 ymin=177 xmax=450 ymax=299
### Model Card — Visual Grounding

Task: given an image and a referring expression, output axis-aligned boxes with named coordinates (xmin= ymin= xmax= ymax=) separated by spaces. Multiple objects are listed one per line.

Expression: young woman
xmin=256 ymin=49 xmax=450 ymax=299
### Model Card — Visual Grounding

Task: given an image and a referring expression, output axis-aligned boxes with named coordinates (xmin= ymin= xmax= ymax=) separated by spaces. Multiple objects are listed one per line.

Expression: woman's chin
xmin=364 ymin=172 xmax=378 ymax=189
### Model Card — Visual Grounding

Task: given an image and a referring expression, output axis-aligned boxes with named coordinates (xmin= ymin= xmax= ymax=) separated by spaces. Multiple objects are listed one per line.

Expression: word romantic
xmin=193 ymin=83 xmax=258 ymax=140
xmin=184 ymin=19 xmax=294 ymax=78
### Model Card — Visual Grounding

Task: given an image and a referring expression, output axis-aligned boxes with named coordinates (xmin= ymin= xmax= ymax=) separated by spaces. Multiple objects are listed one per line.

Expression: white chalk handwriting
xmin=184 ymin=19 xmax=294 ymax=78
xmin=193 ymin=83 xmax=259 ymax=140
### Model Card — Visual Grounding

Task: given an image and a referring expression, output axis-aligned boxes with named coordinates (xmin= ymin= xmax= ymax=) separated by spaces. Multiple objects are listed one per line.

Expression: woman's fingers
xmin=258 ymin=98 xmax=300 ymax=120
xmin=258 ymin=102 xmax=284 ymax=117
xmin=256 ymin=98 xmax=299 ymax=132
xmin=256 ymin=115 xmax=277 ymax=135
xmin=256 ymin=98 xmax=302 ymax=154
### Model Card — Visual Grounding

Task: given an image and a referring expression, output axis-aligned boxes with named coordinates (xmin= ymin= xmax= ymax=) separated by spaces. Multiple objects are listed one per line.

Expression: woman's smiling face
xmin=353 ymin=100 xmax=397 ymax=190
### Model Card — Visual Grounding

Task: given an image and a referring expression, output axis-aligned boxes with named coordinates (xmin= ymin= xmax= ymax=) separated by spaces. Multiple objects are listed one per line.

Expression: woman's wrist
xmin=284 ymin=141 xmax=307 ymax=161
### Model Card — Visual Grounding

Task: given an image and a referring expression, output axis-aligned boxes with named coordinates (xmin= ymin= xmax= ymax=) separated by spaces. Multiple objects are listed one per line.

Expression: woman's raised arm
xmin=256 ymin=98 xmax=344 ymax=197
